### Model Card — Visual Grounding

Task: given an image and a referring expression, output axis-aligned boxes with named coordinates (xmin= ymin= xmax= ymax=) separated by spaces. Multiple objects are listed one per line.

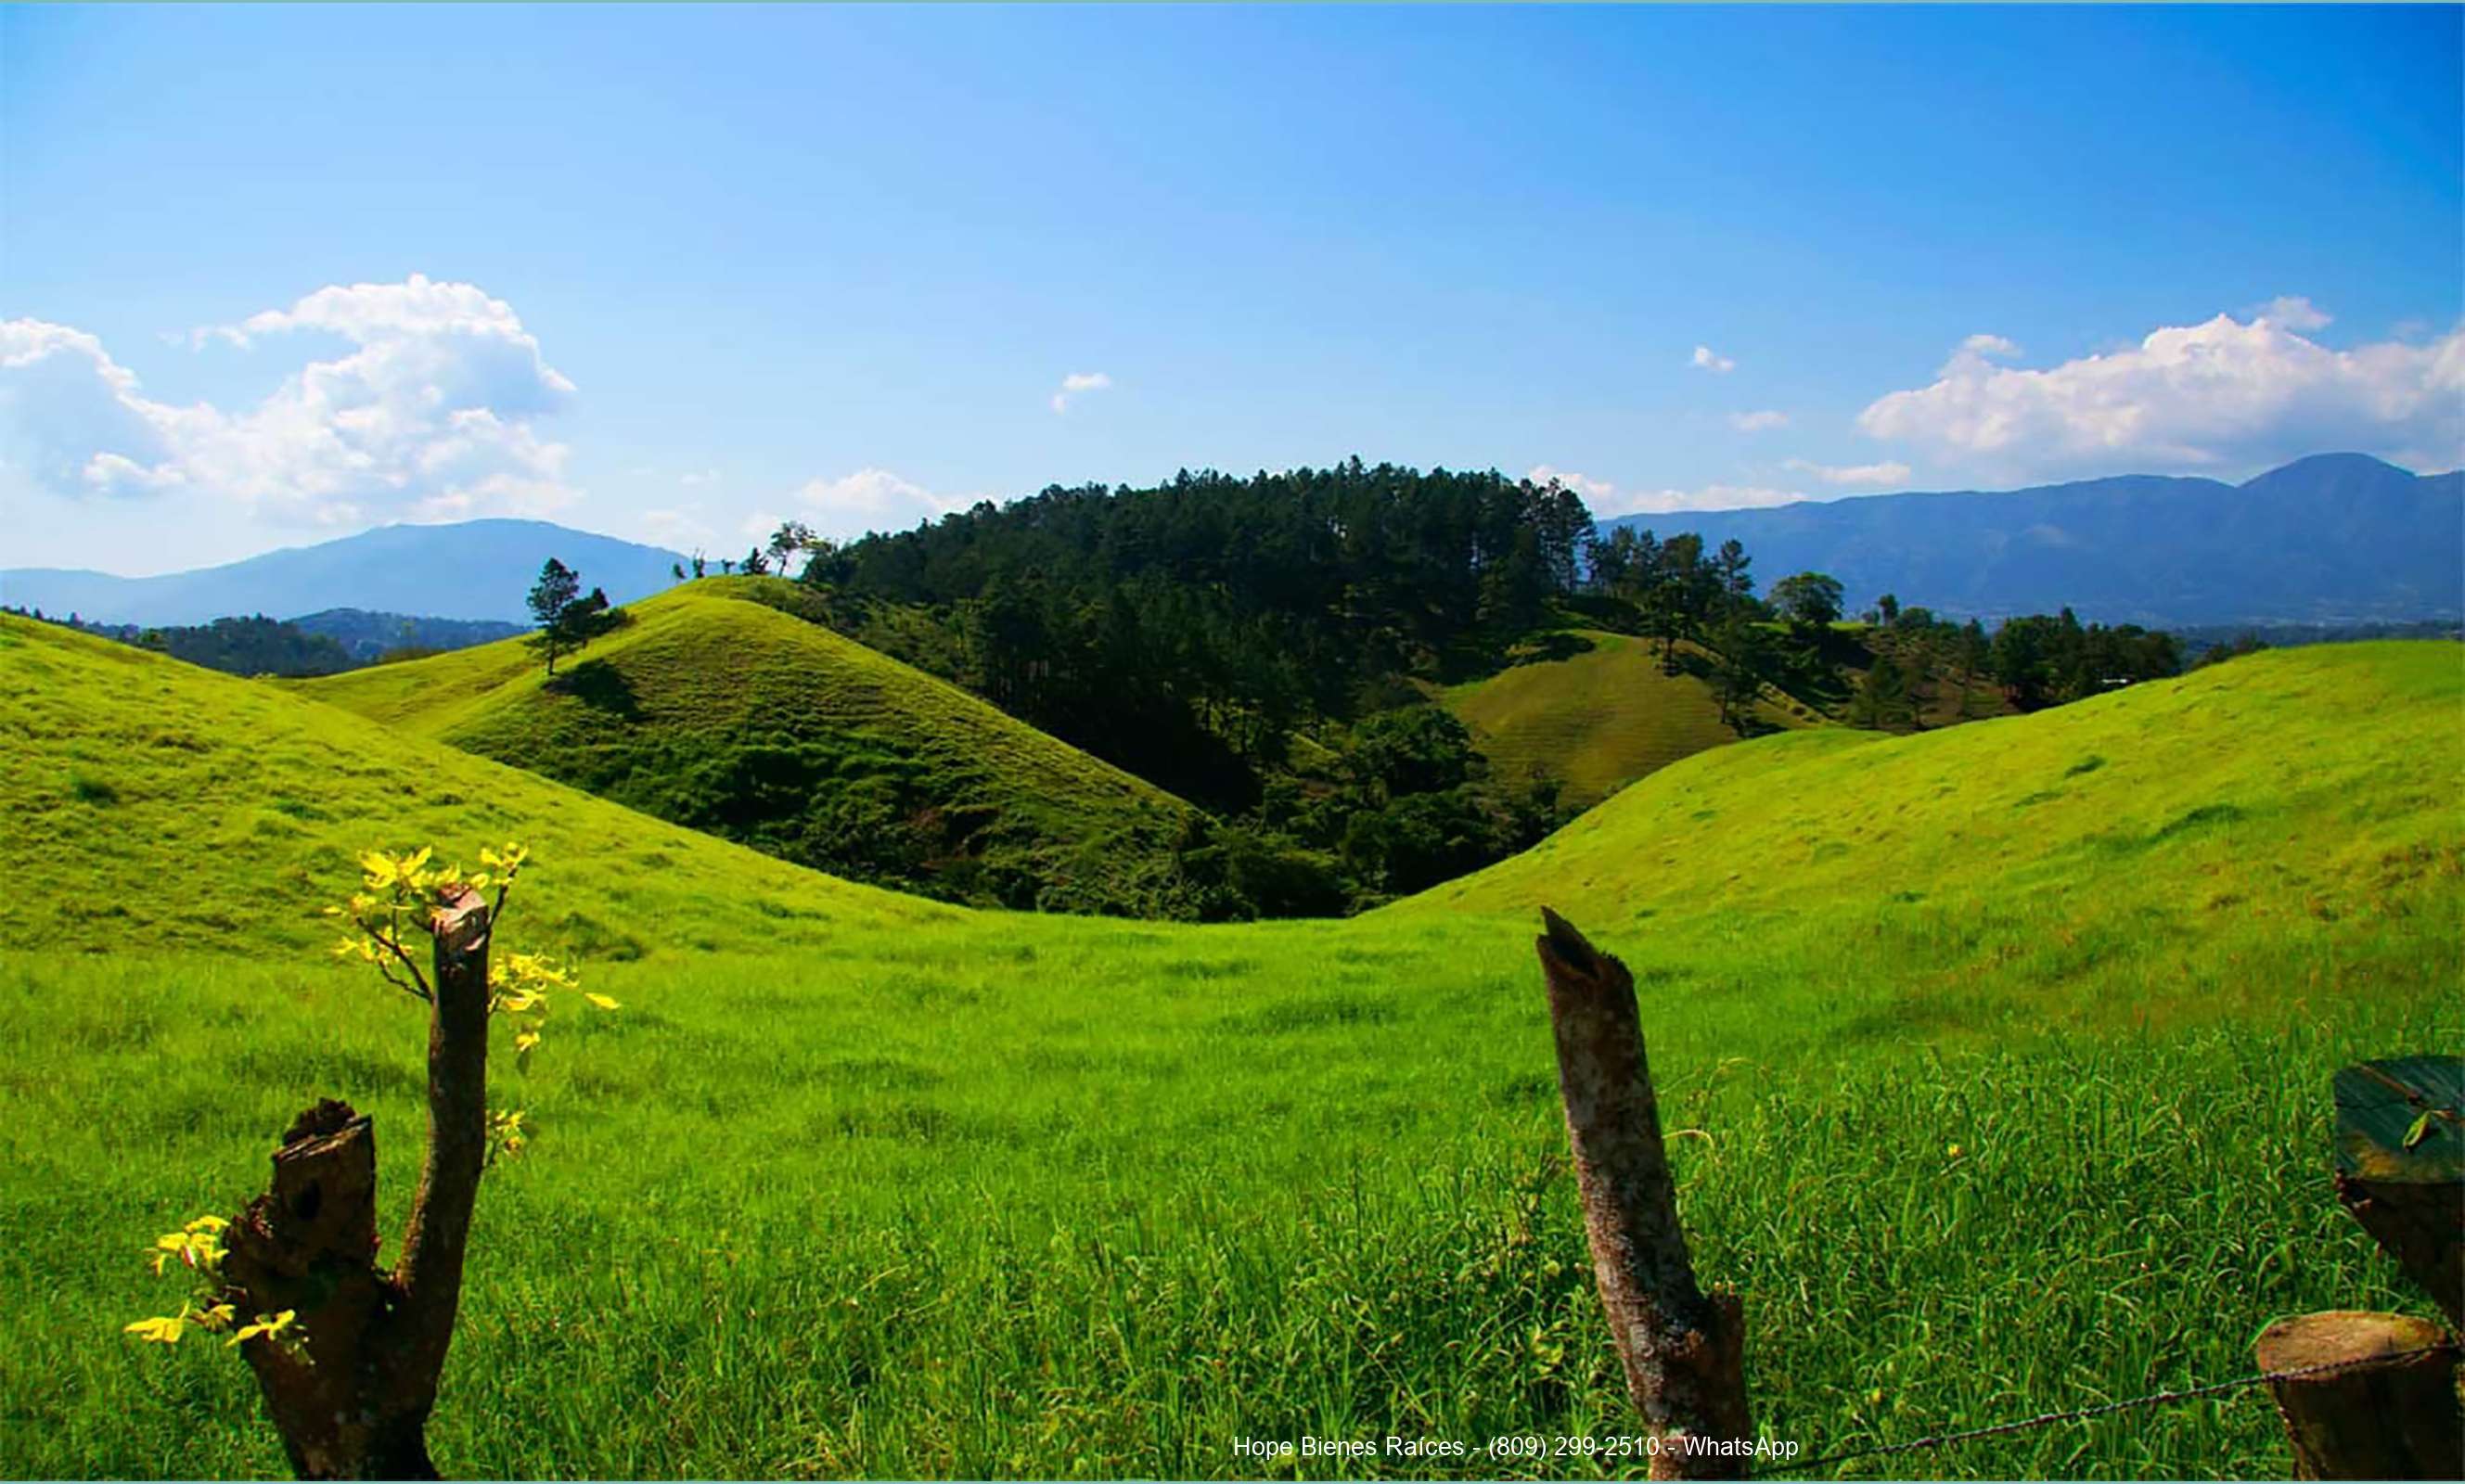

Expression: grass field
xmin=295 ymin=579 xmax=1199 ymax=914
xmin=2 ymin=617 xmax=2459 ymax=1478
xmin=1441 ymin=632 xmax=1808 ymax=809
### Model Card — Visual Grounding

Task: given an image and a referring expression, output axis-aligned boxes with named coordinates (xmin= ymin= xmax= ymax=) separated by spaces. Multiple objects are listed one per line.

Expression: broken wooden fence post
xmin=2254 ymin=1311 xmax=2461 ymax=1480
xmin=221 ymin=885 xmax=493 ymax=1480
xmin=1534 ymin=908 xmax=1753 ymax=1480
xmin=2331 ymin=1057 xmax=2463 ymax=1332
xmin=2253 ymin=1055 xmax=2465 ymax=1481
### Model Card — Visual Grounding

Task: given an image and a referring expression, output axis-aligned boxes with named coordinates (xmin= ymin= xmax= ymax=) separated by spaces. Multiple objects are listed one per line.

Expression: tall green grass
xmin=0 ymin=619 xmax=2458 ymax=1478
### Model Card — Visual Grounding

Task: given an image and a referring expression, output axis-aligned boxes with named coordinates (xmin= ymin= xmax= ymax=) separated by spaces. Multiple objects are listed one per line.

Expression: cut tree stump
xmin=1534 ymin=908 xmax=1753 ymax=1480
xmin=219 ymin=885 xmax=493 ymax=1479
xmin=2255 ymin=1311 xmax=2462 ymax=1480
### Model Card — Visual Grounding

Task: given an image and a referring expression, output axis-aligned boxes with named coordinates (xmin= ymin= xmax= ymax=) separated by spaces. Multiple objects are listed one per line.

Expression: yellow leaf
xmin=584 ymin=993 xmax=619 ymax=1011
xmin=359 ymin=851 xmax=398 ymax=888
xmin=125 ymin=1311 xmax=187 ymax=1344
xmin=228 ymin=1310 xmax=297 ymax=1348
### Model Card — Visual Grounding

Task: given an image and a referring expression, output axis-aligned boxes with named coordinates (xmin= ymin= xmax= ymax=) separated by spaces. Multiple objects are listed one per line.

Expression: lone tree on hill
xmin=525 ymin=558 xmax=580 ymax=675
xmin=525 ymin=558 xmax=622 ymax=677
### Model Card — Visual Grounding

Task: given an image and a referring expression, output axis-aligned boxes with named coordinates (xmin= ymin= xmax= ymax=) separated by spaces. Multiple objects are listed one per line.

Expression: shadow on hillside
xmin=546 ymin=659 xmax=641 ymax=720
xmin=1510 ymin=632 xmax=1598 ymax=666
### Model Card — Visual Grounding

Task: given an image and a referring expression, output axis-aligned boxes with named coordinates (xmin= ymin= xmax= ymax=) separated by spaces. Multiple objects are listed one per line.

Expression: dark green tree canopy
xmin=1770 ymin=572 xmax=1845 ymax=629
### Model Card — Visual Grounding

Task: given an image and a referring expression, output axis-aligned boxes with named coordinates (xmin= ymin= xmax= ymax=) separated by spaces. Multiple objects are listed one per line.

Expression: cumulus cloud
xmin=1528 ymin=464 xmax=1809 ymax=516
xmin=1857 ymin=301 xmax=2464 ymax=480
xmin=0 ymin=273 xmax=579 ymax=527
xmin=1784 ymin=457 xmax=1912 ymax=488
xmin=1050 ymin=370 xmax=1113 ymax=414
xmin=1689 ymin=345 xmax=1736 ymax=375
xmin=2253 ymin=295 xmax=2331 ymax=333
xmin=789 ymin=467 xmax=988 ymax=539
xmin=1728 ymin=409 xmax=1790 ymax=432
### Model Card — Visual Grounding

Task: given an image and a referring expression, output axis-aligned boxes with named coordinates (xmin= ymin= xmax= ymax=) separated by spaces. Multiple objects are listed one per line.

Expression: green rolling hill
xmin=295 ymin=578 xmax=1200 ymax=915
xmin=1415 ymin=639 xmax=2461 ymax=931
xmin=0 ymin=612 xmax=954 ymax=961
xmin=1441 ymin=631 xmax=1812 ymax=810
xmin=2 ymin=616 xmax=2457 ymax=1478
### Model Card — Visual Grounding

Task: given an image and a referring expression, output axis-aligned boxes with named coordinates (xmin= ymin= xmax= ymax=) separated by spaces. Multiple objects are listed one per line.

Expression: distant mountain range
xmin=0 ymin=519 xmax=685 ymax=626
xmin=1603 ymin=454 xmax=2462 ymax=626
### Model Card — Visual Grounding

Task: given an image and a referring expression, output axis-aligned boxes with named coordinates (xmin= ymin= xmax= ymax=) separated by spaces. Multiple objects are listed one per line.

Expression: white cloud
xmin=1784 ymin=457 xmax=1912 ymax=488
xmin=1050 ymin=370 xmax=1113 ymax=414
xmin=1857 ymin=301 xmax=2465 ymax=480
xmin=0 ymin=274 xmax=580 ymax=528
xmin=1528 ymin=464 xmax=1810 ymax=516
xmin=1690 ymin=344 xmax=1736 ymax=375
xmin=1728 ymin=409 xmax=1790 ymax=432
xmin=2253 ymin=295 xmax=2331 ymax=333
xmin=788 ymin=467 xmax=987 ymax=540
xmin=680 ymin=468 xmax=720 ymax=487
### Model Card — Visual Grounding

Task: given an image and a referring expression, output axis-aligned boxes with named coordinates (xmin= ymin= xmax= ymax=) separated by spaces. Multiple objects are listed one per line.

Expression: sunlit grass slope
xmin=1410 ymin=640 xmax=2465 ymax=1039
xmin=298 ymin=579 xmax=1198 ymax=914
xmin=1 ymin=613 xmax=955 ymax=960
xmin=2 ymin=620 xmax=2458 ymax=1479
xmin=1443 ymin=632 xmax=1808 ymax=809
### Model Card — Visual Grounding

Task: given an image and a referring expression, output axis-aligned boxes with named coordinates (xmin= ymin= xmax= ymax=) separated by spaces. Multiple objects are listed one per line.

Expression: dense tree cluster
xmin=805 ymin=459 xmax=1596 ymax=807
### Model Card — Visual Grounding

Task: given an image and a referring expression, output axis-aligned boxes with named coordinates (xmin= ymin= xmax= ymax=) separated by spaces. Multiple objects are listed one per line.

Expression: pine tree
xmin=525 ymin=559 xmax=582 ymax=676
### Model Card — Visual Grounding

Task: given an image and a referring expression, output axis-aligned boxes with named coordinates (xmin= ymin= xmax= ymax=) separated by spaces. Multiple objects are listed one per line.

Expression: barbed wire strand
xmin=1749 ymin=1342 xmax=2459 ymax=1478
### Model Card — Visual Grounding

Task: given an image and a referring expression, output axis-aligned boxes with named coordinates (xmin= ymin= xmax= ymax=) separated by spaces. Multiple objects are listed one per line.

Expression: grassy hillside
xmin=1416 ymin=639 xmax=2461 ymax=924
xmin=297 ymin=579 xmax=1201 ymax=915
xmin=2 ymin=620 xmax=2458 ymax=1478
xmin=1442 ymin=631 xmax=1810 ymax=809
xmin=0 ymin=613 xmax=954 ymax=960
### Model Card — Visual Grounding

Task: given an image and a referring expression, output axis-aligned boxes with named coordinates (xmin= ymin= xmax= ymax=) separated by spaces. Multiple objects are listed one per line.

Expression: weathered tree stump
xmin=220 ymin=887 xmax=493 ymax=1479
xmin=1534 ymin=908 xmax=1753 ymax=1480
xmin=2255 ymin=1311 xmax=2462 ymax=1480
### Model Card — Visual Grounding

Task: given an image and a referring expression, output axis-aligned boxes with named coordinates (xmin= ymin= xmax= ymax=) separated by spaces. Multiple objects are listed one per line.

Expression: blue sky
xmin=4 ymin=4 xmax=2459 ymax=575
